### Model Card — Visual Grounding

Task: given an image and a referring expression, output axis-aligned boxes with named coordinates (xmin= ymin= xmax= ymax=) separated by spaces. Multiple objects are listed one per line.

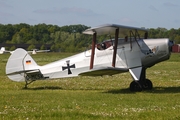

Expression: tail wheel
xmin=130 ymin=81 xmax=142 ymax=92
xmin=142 ymin=79 xmax=153 ymax=90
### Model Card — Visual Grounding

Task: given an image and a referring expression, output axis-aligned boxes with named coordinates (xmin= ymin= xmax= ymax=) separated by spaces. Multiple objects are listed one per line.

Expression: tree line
xmin=0 ymin=23 xmax=180 ymax=52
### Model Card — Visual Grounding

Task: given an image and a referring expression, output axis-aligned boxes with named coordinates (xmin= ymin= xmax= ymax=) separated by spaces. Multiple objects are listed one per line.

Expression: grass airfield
xmin=0 ymin=52 xmax=180 ymax=119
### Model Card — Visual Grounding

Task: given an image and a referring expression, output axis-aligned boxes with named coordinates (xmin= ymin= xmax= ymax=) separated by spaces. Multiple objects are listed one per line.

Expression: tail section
xmin=0 ymin=47 xmax=5 ymax=54
xmin=6 ymin=48 xmax=40 ymax=82
xmin=1 ymin=47 xmax=5 ymax=51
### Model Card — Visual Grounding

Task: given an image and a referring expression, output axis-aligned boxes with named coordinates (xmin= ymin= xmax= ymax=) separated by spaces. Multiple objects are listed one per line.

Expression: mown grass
xmin=1 ymin=52 xmax=180 ymax=120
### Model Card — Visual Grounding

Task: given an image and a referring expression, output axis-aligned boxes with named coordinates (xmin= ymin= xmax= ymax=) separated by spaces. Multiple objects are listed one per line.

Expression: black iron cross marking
xmin=62 ymin=60 xmax=75 ymax=75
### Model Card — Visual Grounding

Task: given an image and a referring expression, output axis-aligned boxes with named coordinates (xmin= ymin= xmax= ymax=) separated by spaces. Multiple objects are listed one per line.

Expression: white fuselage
xmin=39 ymin=38 xmax=170 ymax=79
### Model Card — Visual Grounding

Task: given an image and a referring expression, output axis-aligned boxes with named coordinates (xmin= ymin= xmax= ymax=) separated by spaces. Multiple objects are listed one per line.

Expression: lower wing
xmin=79 ymin=67 xmax=128 ymax=76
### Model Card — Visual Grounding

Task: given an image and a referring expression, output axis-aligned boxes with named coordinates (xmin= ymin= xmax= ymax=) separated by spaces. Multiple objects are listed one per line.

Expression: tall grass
xmin=0 ymin=53 xmax=180 ymax=119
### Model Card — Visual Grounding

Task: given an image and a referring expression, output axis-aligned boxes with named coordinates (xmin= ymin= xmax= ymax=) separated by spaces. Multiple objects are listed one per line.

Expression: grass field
xmin=1 ymin=52 xmax=180 ymax=120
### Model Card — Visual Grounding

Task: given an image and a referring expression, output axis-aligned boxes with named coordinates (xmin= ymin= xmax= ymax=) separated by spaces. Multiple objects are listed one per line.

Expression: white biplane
xmin=28 ymin=49 xmax=50 ymax=54
xmin=5 ymin=24 xmax=173 ymax=91
xmin=0 ymin=47 xmax=13 ymax=54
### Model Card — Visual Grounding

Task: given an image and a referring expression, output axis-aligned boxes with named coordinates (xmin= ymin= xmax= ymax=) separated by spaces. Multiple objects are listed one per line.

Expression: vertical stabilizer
xmin=0 ymin=47 xmax=5 ymax=54
xmin=6 ymin=48 xmax=39 ymax=82
xmin=1 ymin=47 xmax=5 ymax=51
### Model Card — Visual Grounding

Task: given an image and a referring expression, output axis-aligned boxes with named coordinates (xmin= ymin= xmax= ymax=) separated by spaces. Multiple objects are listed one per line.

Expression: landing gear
xmin=142 ymin=79 xmax=153 ymax=90
xmin=130 ymin=81 xmax=142 ymax=92
xmin=24 ymin=80 xmax=35 ymax=89
xmin=129 ymin=67 xmax=153 ymax=92
xmin=130 ymin=79 xmax=153 ymax=92
xmin=24 ymin=72 xmax=44 ymax=89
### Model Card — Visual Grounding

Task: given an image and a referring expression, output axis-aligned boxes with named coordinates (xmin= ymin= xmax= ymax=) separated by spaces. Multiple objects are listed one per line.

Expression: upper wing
xmin=83 ymin=24 xmax=148 ymax=36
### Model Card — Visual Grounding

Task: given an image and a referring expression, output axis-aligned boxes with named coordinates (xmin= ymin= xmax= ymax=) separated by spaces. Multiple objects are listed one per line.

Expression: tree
xmin=40 ymin=44 xmax=45 ymax=50
xmin=174 ymin=35 xmax=180 ymax=44
xmin=9 ymin=45 xmax=16 ymax=51
xmin=50 ymin=44 xmax=61 ymax=52
xmin=1 ymin=23 xmax=180 ymax=52
xmin=27 ymin=44 xmax=35 ymax=51
xmin=26 ymin=38 xmax=38 ymax=44
xmin=11 ymin=33 xmax=23 ymax=44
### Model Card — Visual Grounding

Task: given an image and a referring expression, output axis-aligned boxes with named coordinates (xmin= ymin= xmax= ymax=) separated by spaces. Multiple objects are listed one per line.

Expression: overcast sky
xmin=0 ymin=0 xmax=180 ymax=29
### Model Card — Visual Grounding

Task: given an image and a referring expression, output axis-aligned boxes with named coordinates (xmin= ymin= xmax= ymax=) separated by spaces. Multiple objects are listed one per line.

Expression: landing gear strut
xmin=129 ymin=67 xmax=153 ymax=92
xmin=24 ymin=80 xmax=35 ymax=89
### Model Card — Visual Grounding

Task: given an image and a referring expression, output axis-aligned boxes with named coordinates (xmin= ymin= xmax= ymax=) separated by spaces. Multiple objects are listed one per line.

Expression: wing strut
xmin=112 ymin=28 xmax=119 ymax=67
xmin=90 ymin=32 xmax=96 ymax=69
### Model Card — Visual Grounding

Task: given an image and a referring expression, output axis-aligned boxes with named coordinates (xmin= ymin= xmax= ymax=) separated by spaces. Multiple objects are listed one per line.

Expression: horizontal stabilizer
xmin=79 ymin=67 xmax=128 ymax=76
xmin=6 ymin=69 xmax=40 ymax=76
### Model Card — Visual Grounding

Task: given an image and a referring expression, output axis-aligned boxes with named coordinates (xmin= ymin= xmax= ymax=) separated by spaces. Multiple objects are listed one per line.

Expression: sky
xmin=0 ymin=0 xmax=180 ymax=30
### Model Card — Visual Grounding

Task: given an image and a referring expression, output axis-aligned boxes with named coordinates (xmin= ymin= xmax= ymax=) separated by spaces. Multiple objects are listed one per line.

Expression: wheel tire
xmin=143 ymin=79 xmax=153 ymax=90
xmin=130 ymin=81 xmax=142 ymax=92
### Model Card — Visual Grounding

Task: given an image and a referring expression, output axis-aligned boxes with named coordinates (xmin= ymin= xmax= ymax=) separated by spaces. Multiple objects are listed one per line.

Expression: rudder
xmin=6 ymin=48 xmax=40 ymax=82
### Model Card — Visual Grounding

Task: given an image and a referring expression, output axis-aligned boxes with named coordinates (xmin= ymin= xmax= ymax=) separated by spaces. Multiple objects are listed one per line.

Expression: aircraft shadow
xmin=104 ymin=88 xmax=134 ymax=94
xmin=105 ymin=86 xmax=180 ymax=94
xmin=22 ymin=86 xmax=180 ymax=93
xmin=22 ymin=86 xmax=63 ymax=90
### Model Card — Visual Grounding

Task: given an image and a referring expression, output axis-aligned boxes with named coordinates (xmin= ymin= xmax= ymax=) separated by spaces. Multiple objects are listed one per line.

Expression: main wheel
xmin=130 ymin=81 xmax=142 ymax=92
xmin=142 ymin=79 xmax=153 ymax=90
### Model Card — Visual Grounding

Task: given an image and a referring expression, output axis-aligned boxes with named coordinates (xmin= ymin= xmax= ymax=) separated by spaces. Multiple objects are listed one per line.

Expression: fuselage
xmin=39 ymin=38 xmax=171 ymax=79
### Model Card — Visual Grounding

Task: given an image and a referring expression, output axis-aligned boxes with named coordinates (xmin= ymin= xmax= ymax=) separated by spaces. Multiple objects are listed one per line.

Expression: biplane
xmin=5 ymin=24 xmax=173 ymax=91
xmin=28 ymin=49 xmax=50 ymax=54
xmin=0 ymin=47 xmax=13 ymax=54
